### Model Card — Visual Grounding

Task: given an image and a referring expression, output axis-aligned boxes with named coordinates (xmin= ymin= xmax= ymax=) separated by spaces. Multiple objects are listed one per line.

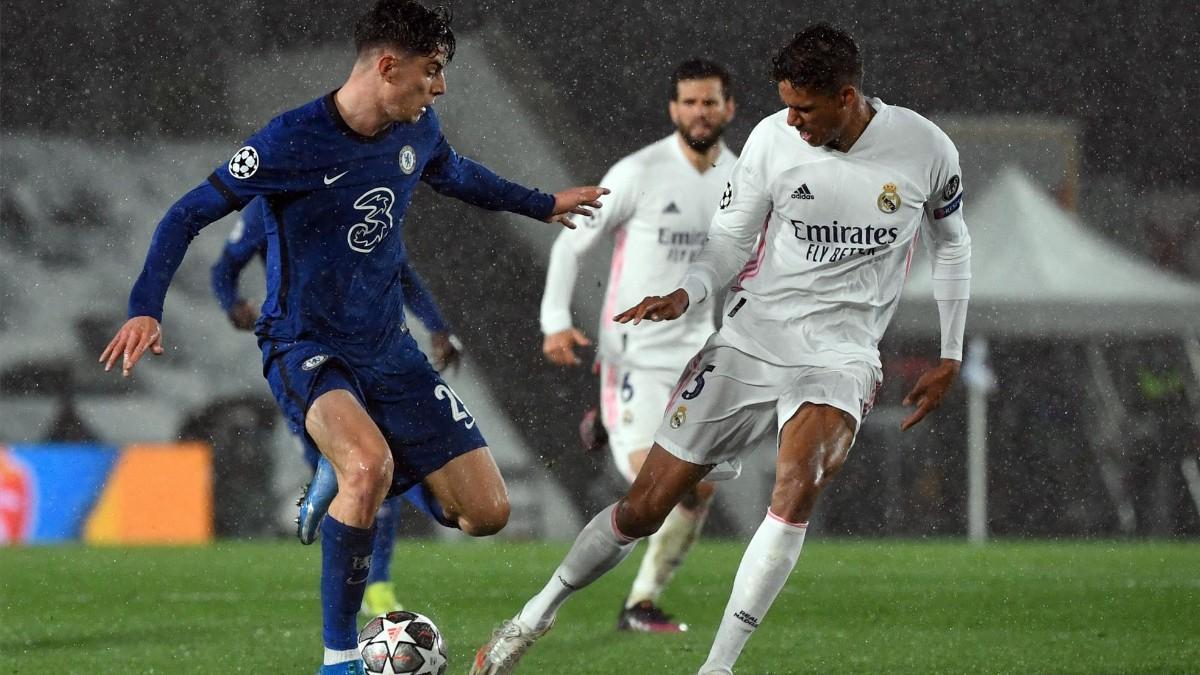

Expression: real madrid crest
xmin=877 ymin=182 xmax=901 ymax=214
xmin=669 ymin=405 xmax=687 ymax=429
xmin=399 ymin=145 xmax=417 ymax=175
xmin=622 ymin=409 xmax=634 ymax=425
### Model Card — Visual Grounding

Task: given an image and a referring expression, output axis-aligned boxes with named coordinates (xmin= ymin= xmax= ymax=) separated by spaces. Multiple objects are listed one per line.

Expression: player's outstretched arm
xmin=899 ymin=358 xmax=960 ymax=430
xmin=546 ymin=186 xmax=610 ymax=229
xmin=613 ymin=288 xmax=690 ymax=326
xmin=99 ymin=316 xmax=164 ymax=377
xmin=543 ymin=328 xmax=591 ymax=366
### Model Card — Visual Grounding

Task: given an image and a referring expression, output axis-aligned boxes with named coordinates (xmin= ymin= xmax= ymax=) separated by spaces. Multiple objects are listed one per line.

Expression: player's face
xmin=778 ymin=80 xmax=856 ymax=150
xmin=380 ymin=49 xmax=448 ymax=123
xmin=669 ymin=78 xmax=734 ymax=153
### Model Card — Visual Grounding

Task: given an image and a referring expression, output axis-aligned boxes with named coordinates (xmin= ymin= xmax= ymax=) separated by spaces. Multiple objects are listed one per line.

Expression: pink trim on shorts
xmin=601 ymin=362 xmax=620 ymax=429
xmin=665 ymin=353 xmax=704 ymax=411
xmin=862 ymin=379 xmax=881 ymax=418
xmin=733 ymin=214 xmax=772 ymax=290
xmin=611 ymin=505 xmax=637 ymax=543
xmin=767 ymin=510 xmax=809 ymax=529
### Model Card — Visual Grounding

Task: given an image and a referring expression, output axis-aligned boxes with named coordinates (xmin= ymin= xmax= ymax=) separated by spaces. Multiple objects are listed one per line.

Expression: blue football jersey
xmin=210 ymin=196 xmax=451 ymax=333
xmin=132 ymin=91 xmax=552 ymax=362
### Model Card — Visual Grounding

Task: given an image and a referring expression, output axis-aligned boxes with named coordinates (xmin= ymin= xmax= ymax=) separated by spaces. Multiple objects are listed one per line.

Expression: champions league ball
xmin=358 ymin=611 xmax=448 ymax=675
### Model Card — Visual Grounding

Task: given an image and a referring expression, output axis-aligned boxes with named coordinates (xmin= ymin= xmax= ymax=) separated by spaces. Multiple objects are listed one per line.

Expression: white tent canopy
xmin=895 ymin=168 xmax=1200 ymax=338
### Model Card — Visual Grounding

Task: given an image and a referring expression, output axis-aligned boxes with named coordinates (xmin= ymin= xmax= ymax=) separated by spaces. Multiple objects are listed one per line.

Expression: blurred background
xmin=2 ymin=0 xmax=1199 ymax=546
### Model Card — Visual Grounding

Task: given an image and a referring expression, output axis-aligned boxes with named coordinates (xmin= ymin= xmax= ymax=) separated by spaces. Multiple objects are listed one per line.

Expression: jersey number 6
xmin=434 ymin=384 xmax=475 ymax=429
xmin=681 ymin=365 xmax=716 ymax=401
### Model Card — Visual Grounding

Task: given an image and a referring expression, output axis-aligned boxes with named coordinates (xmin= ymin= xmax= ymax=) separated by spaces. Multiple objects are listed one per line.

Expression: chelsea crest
xmin=399 ymin=145 xmax=417 ymax=175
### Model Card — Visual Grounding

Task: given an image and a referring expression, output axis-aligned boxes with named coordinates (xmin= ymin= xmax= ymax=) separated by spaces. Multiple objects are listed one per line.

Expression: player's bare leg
xmin=306 ymin=390 xmax=395 ymax=527
xmin=698 ymin=403 xmax=855 ymax=674
xmin=422 ymin=446 xmax=511 ymax=536
xmin=471 ymin=445 xmax=711 ymax=674
xmin=620 ymin=446 xmax=716 ymax=633
xmin=305 ymin=389 xmax=395 ymax=672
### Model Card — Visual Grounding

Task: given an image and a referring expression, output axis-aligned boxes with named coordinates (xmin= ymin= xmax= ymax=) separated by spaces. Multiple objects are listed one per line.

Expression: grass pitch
xmin=1 ymin=540 xmax=1196 ymax=673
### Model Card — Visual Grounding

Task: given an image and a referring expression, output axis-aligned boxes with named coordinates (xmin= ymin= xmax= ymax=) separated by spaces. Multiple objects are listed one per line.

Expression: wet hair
xmin=353 ymin=0 xmax=455 ymax=61
xmin=770 ymin=24 xmax=863 ymax=96
xmin=670 ymin=59 xmax=733 ymax=101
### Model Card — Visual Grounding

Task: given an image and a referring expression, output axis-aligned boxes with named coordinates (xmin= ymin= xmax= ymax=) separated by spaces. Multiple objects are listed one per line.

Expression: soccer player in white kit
xmin=539 ymin=59 xmax=737 ymax=633
xmin=472 ymin=24 xmax=971 ymax=675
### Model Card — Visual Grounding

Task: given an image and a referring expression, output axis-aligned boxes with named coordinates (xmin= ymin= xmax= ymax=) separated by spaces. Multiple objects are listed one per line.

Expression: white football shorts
xmin=653 ymin=332 xmax=881 ymax=479
xmin=599 ymin=361 xmax=682 ymax=481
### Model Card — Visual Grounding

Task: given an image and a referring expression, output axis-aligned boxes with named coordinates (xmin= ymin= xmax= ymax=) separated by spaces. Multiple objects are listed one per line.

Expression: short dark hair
xmin=771 ymin=24 xmax=863 ymax=96
xmin=670 ymin=59 xmax=733 ymax=101
xmin=353 ymin=0 xmax=456 ymax=61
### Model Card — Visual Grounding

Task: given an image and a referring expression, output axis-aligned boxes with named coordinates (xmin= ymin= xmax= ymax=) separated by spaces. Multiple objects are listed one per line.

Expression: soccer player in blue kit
xmin=210 ymin=197 xmax=463 ymax=617
xmin=99 ymin=1 xmax=608 ymax=672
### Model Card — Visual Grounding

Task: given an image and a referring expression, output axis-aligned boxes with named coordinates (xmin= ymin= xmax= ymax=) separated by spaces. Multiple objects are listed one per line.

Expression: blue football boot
xmin=317 ymin=659 xmax=366 ymax=675
xmin=296 ymin=455 xmax=338 ymax=545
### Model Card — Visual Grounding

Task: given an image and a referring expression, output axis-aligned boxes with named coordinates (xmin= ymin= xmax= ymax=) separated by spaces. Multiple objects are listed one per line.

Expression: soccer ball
xmin=358 ymin=610 xmax=448 ymax=675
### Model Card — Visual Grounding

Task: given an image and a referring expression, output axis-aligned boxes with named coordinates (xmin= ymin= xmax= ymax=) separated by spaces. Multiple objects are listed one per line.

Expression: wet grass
xmin=1 ymin=540 xmax=1197 ymax=673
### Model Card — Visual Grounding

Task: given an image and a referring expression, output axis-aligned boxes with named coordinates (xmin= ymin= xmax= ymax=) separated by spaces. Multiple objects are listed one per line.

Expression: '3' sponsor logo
xmin=347 ymin=187 xmax=395 ymax=253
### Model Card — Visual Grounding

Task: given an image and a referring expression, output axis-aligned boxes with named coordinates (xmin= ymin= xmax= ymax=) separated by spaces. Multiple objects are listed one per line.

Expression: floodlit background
xmin=2 ymin=0 xmax=1199 ymax=543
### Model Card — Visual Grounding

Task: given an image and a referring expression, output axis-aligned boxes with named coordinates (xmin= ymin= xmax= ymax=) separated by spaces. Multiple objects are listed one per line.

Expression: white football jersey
xmin=541 ymin=134 xmax=737 ymax=369
xmin=680 ymin=99 xmax=971 ymax=370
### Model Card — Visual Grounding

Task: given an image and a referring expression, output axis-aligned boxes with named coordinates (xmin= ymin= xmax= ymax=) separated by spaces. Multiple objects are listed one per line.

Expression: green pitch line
xmin=1 ymin=540 xmax=1196 ymax=673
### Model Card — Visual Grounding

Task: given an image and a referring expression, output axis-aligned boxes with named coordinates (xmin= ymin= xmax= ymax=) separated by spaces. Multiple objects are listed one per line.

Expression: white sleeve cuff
xmin=680 ymin=274 xmax=710 ymax=307
xmin=937 ymin=298 xmax=969 ymax=361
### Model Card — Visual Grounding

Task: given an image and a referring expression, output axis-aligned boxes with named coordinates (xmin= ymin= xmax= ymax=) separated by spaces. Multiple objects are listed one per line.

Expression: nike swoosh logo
xmin=324 ymin=171 xmax=348 ymax=185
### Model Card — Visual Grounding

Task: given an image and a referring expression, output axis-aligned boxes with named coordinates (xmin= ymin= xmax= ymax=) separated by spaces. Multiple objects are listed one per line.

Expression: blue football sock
xmin=320 ymin=516 xmax=375 ymax=651
xmin=367 ymin=497 xmax=400 ymax=584
xmin=400 ymin=482 xmax=457 ymax=529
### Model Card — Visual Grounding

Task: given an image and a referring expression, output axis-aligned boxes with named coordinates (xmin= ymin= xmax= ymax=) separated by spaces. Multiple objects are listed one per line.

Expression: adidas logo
xmin=663 ymin=201 xmax=680 ymax=214
xmin=790 ymin=184 xmax=815 ymax=200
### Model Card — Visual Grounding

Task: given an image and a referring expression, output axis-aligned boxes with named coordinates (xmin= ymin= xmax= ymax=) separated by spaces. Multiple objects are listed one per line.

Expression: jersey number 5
xmin=434 ymin=384 xmax=475 ymax=429
xmin=681 ymin=365 xmax=716 ymax=401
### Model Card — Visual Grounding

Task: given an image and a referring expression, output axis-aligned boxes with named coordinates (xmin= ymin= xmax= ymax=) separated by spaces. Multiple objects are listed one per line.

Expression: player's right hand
xmin=228 ymin=299 xmax=259 ymax=331
xmin=99 ymin=316 xmax=164 ymax=377
xmin=613 ymin=288 xmax=690 ymax=325
xmin=543 ymin=327 xmax=591 ymax=366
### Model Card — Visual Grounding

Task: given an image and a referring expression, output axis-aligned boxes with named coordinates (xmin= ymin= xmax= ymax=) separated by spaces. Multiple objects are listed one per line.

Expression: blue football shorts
xmin=262 ymin=333 xmax=486 ymax=495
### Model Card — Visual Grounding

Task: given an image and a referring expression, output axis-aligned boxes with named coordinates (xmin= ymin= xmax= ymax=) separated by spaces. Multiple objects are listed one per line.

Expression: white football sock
xmin=699 ymin=511 xmax=807 ymax=673
xmin=626 ymin=503 xmax=709 ymax=607
xmin=518 ymin=503 xmax=638 ymax=631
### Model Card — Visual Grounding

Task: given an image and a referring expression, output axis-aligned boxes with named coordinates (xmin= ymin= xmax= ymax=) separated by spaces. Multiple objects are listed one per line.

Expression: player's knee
xmin=336 ymin=448 xmax=394 ymax=501
xmin=458 ymin=499 xmax=510 ymax=537
xmin=614 ymin=498 xmax=667 ymax=540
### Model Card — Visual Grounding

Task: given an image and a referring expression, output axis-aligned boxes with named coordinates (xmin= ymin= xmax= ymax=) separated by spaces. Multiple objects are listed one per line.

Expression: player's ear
xmin=377 ymin=52 xmax=396 ymax=80
xmin=839 ymin=85 xmax=857 ymax=109
xmin=725 ymin=95 xmax=736 ymax=122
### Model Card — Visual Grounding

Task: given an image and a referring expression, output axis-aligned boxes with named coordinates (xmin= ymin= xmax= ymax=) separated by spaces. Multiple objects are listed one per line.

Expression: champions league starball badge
xmin=876 ymin=182 xmax=901 ymax=214
xmin=399 ymin=145 xmax=417 ymax=175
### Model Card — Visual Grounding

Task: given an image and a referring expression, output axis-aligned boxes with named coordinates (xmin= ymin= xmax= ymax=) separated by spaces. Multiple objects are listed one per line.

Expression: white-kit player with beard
xmin=474 ymin=23 xmax=971 ymax=675
xmin=538 ymin=59 xmax=737 ymax=634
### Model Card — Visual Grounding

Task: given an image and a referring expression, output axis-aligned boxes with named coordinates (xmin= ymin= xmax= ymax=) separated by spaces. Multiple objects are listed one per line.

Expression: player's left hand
xmin=548 ymin=186 xmax=610 ymax=229
xmin=228 ymin=299 xmax=259 ymax=331
xmin=431 ymin=331 xmax=463 ymax=374
xmin=900 ymin=358 xmax=961 ymax=430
